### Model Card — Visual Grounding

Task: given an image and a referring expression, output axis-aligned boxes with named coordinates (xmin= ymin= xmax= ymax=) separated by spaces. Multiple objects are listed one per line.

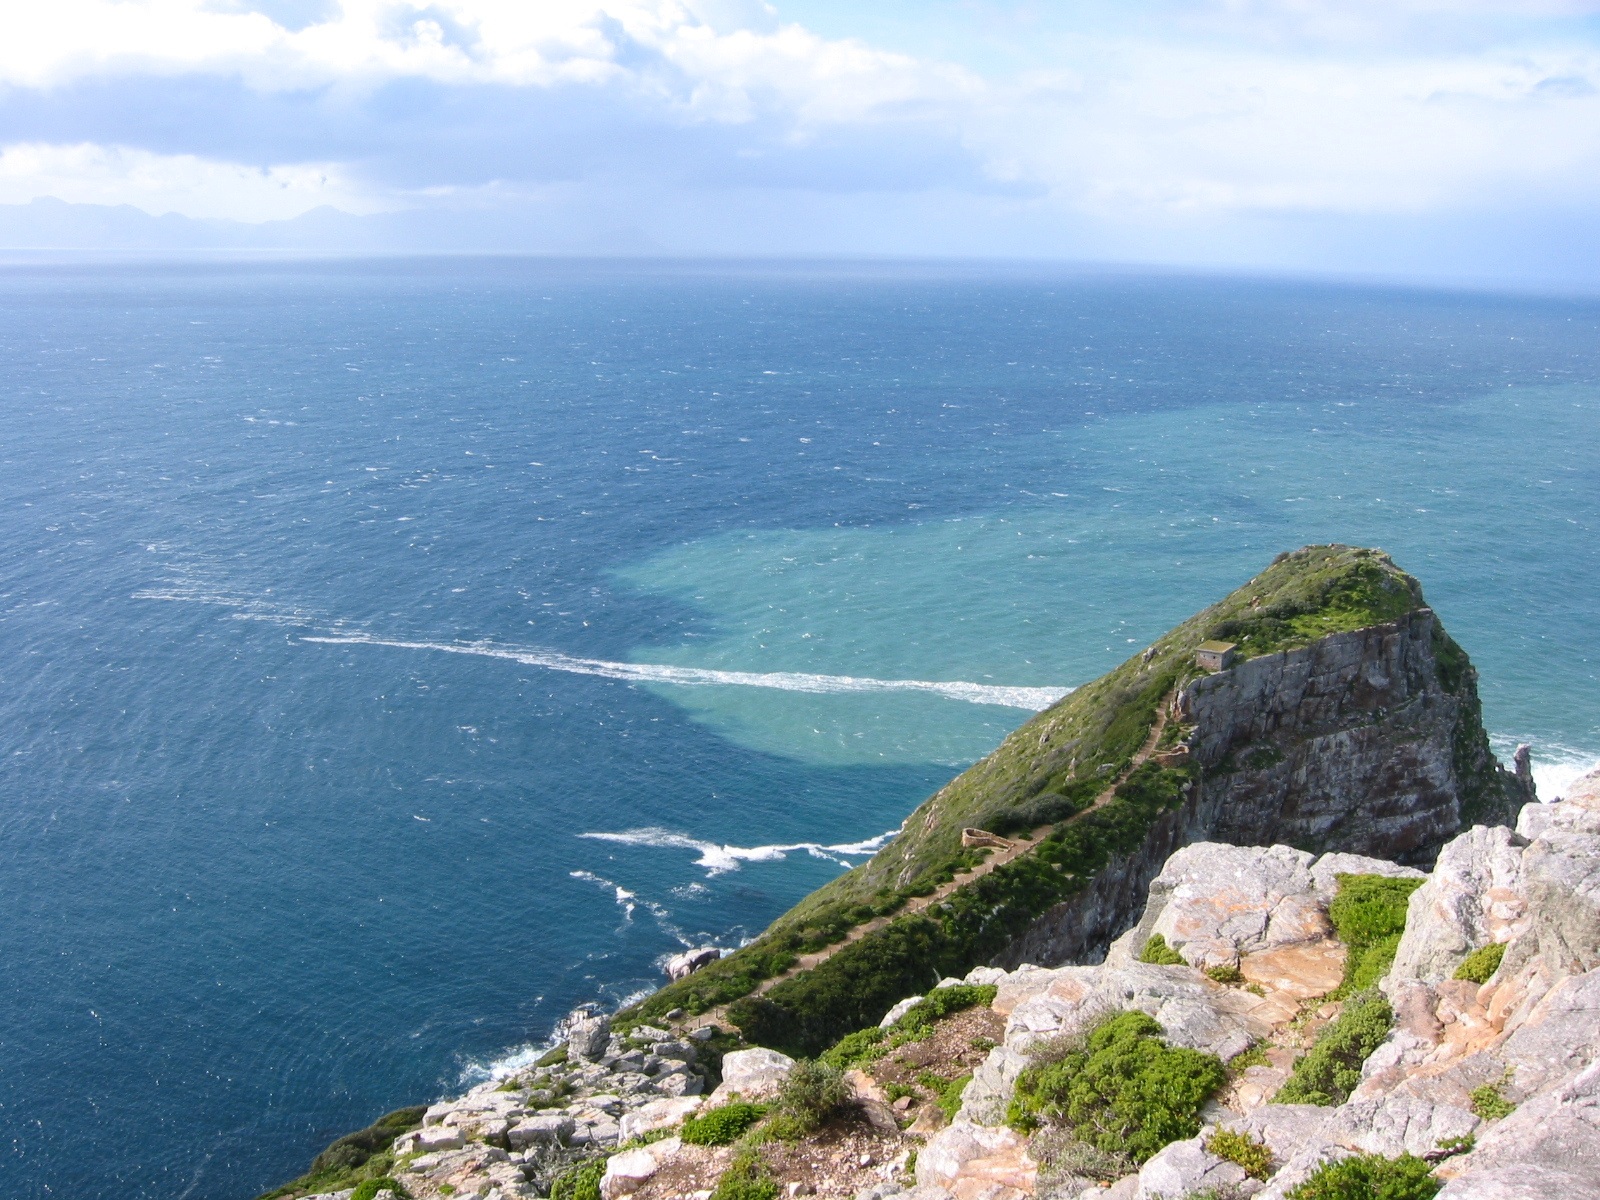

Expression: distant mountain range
xmin=0 ymin=197 xmax=659 ymax=254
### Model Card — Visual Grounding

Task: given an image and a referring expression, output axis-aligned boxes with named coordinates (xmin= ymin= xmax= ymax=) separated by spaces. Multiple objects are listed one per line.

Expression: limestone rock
xmin=600 ymin=1136 xmax=682 ymax=1200
xmin=618 ymin=1095 xmax=703 ymax=1141
xmin=1137 ymin=843 xmax=1331 ymax=970
xmin=916 ymin=1120 xmax=1035 ymax=1199
xmin=1319 ymin=1093 xmax=1480 ymax=1158
xmin=1521 ymin=778 xmax=1600 ymax=977
xmin=713 ymin=1047 xmax=796 ymax=1101
xmin=507 ymin=1113 xmax=574 ymax=1148
xmin=569 ymin=1014 xmax=612 ymax=1060
xmin=880 ymin=996 xmax=922 ymax=1028
xmin=1495 ymin=966 xmax=1600 ymax=1097
xmin=1389 ymin=826 xmax=1527 ymax=986
xmin=665 ymin=947 xmax=722 ymax=981
xmin=1439 ymin=1059 xmax=1600 ymax=1198
xmin=1135 ymin=1137 xmax=1247 ymax=1200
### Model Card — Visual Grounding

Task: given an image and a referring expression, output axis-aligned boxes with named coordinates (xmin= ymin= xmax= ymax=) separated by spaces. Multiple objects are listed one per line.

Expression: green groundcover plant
xmin=1285 ymin=1152 xmax=1440 ymax=1200
xmin=1007 ymin=1011 xmax=1225 ymax=1164
xmin=1275 ymin=988 xmax=1393 ymax=1106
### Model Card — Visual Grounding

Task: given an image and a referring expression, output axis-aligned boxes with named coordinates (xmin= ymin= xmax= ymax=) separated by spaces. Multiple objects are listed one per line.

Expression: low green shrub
xmin=550 ymin=1158 xmax=606 ymax=1200
xmin=1007 ymin=1011 xmax=1226 ymax=1164
xmin=819 ymin=1026 xmax=886 ymax=1070
xmin=1274 ymin=988 xmax=1392 ymax=1106
xmin=938 ymin=1074 xmax=972 ymax=1121
xmin=1204 ymin=1129 xmax=1273 ymax=1180
xmin=1139 ymin=934 xmax=1186 ymax=965
xmin=1453 ymin=943 xmax=1506 ymax=984
xmin=894 ymin=984 xmax=999 ymax=1034
xmin=1205 ymin=964 xmax=1244 ymax=984
xmin=1284 ymin=1152 xmax=1440 ymax=1200
xmin=1030 ymin=1126 xmax=1135 ymax=1188
xmin=1327 ymin=874 xmax=1424 ymax=998
xmin=710 ymin=1148 xmax=780 ymax=1200
xmin=681 ymin=1103 xmax=769 ymax=1146
xmin=1470 ymin=1080 xmax=1515 ymax=1121
xmin=772 ymin=1060 xmax=849 ymax=1135
xmin=349 ymin=1181 xmax=407 ymax=1200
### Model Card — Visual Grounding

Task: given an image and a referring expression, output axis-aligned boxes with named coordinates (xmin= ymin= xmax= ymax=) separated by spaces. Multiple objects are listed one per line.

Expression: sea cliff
xmin=262 ymin=546 xmax=1555 ymax=1200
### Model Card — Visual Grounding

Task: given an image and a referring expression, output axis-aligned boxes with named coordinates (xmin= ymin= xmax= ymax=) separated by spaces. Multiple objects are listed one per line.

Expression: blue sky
xmin=2 ymin=0 xmax=1599 ymax=279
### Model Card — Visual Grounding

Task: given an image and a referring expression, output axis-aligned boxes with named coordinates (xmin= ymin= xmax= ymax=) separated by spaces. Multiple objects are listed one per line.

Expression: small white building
xmin=1196 ymin=640 xmax=1238 ymax=672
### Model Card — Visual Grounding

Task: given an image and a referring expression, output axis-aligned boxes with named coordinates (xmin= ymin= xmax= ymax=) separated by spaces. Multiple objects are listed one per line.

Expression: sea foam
xmin=300 ymin=632 xmax=1070 ymax=711
xmin=579 ymin=825 xmax=898 ymax=876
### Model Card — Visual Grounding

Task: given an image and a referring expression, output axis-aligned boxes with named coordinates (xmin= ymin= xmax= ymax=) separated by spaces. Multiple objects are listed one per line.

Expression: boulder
xmin=600 ymin=1136 xmax=682 ymax=1200
xmin=713 ymin=1047 xmax=795 ymax=1100
xmin=880 ymin=996 xmax=922 ymax=1028
xmin=1389 ymin=825 xmax=1528 ymax=986
xmin=618 ymin=1095 xmax=703 ymax=1142
xmin=916 ymin=1120 xmax=1036 ymax=1198
xmin=665 ymin=947 xmax=722 ymax=981
xmin=1138 ymin=843 xmax=1332 ymax=970
xmin=507 ymin=1113 xmax=574 ymax=1148
xmin=1495 ymin=966 xmax=1600 ymax=1096
xmin=1135 ymin=1138 xmax=1247 ymax=1200
xmin=569 ymin=1014 xmax=612 ymax=1060
xmin=653 ymin=1070 xmax=703 ymax=1097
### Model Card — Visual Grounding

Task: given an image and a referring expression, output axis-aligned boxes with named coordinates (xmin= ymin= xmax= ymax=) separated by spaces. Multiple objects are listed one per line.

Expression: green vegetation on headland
xmin=1275 ymin=988 xmax=1394 ymax=1106
xmin=255 ymin=1106 xmax=425 ymax=1200
xmin=624 ymin=545 xmax=1515 ymax=1050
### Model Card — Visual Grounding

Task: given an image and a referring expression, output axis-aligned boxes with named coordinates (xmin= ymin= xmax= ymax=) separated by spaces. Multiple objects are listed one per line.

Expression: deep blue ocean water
xmin=1 ymin=259 xmax=1598 ymax=1200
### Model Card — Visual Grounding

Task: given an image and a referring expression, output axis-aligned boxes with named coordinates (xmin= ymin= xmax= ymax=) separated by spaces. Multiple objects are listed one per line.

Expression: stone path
xmin=682 ymin=693 xmax=1176 ymax=1032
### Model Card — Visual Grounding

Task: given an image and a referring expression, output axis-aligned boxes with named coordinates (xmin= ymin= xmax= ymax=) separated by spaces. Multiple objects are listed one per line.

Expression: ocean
xmin=1 ymin=258 xmax=1596 ymax=1199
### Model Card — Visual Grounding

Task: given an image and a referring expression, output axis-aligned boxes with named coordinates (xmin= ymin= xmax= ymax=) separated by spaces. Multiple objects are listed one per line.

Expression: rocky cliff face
xmin=994 ymin=609 xmax=1531 ymax=972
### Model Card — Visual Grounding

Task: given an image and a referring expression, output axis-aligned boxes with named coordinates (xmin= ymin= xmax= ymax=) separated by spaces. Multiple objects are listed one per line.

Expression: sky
xmin=1 ymin=0 xmax=1599 ymax=279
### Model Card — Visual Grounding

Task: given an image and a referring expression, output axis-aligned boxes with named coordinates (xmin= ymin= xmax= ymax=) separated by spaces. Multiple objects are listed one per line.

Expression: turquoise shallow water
xmin=0 ymin=260 xmax=1596 ymax=1199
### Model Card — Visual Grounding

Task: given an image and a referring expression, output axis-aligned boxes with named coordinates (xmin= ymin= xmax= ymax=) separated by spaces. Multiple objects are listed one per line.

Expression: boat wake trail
xmin=299 ymin=633 xmax=1071 ymax=712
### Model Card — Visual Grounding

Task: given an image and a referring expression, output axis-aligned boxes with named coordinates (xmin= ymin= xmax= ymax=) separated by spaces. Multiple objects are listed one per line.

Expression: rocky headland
xmin=261 ymin=547 xmax=1593 ymax=1200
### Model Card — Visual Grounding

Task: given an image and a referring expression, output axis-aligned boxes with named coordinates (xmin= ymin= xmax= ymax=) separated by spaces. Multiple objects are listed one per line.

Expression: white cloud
xmin=1 ymin=0 xmax=1599 ymax=259
xmin=0 ymin=142 xmax=384 ymax=220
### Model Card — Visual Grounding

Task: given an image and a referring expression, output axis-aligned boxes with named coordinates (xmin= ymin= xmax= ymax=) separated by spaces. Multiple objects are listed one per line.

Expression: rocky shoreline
xmin=286 ymin=763 xmax=1599 ymax=1200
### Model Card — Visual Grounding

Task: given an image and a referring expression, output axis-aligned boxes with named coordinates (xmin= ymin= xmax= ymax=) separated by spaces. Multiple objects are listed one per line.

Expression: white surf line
xmin=579 ymin=826 xmax=900 ymax=876
xmin=300 ymin=632 xmax=1072 ymax=712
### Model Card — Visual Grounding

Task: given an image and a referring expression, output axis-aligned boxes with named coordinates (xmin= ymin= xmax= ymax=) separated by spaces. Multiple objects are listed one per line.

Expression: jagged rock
xmin=666 ymin=947 xmax=722 ymax=981
xmin=1515 ymin=802 xmax=1559 ymax=841
xmin=1135 ymin=1137 xmax=1248 ymax=1199
xmin=630 ymin=1024 xmax=673 ymax=1043
xmin=916 ymin=1120 xmax=1035 ymax=1198
xmin=880 ymin=996 xmax=922 ymax=1027
xmin=653 ymin=1069 xmax=703 ymax=1097
xmin=713 ymin=1047 xmax=795 ymax=1100
xmin=1221 ymin=1104 xmax=1336 ymax=1164
xmin=569 ymin=1015 xmax=612 ymax=1060
xmin=1003 ymin=963 xmax=1266 ymax=1062
xmin=1521 ymin=775 xmax=1600 ymax=976
xmin=399 ymin=1125 xmax=465 ymax=1153
xmin=1439 ymin=1059 xmax=1600 ymax=1198
xmin=618 ymin=1095 xmax=703 ymax=1141
xmin=654 ymin=1039 xmax=697 ymax=1063
xmin=1495 ymin=966 xmax=1600 ymax=1096
xmin=1390 ymin=826 xmax=1527 ymax=985
xmin=507 ymin=1113 xmax=574 ymax=1148
xmin=1319 ymin=1093 xmax=1480 ymax=1158
xmin=600 ymin=1136 xmax=682 ymax=1199
xmin=964 ymin=966 xmax=1009 ymax=986
xmin=1127 ymin=842 xmax=1331 ymax=970
xmin=961 ymin=1043 xmax=1031 ymax=1126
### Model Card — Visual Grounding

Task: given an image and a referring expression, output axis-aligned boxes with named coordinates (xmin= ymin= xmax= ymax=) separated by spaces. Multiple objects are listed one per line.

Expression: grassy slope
xmin=626 ymin=546 xmax=1443 ymax=1035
